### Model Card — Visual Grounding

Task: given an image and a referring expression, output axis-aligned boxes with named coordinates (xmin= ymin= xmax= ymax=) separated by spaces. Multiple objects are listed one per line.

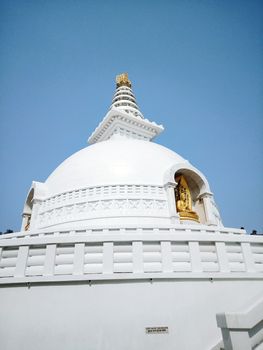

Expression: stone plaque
xmin=145 ymin=326 xmax=169 ymax=334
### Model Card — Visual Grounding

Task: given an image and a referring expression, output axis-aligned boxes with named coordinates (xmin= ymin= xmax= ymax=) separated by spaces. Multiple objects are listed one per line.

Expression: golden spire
xmin=116 ymin=73 xmax=132 ymax=88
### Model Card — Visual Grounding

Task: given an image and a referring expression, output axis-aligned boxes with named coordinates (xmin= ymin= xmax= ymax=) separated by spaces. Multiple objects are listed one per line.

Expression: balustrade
xmin=0 ymin=228 xmax=262 ymax=284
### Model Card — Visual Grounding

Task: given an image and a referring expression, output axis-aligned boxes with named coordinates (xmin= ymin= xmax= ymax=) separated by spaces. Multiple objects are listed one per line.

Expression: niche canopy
xmin=88 ymin=73 xmax=164 ymax=144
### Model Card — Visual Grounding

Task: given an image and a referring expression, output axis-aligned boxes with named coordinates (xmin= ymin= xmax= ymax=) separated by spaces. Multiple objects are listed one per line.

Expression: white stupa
xmin=0 ymin=74 xmax=262 ymax=350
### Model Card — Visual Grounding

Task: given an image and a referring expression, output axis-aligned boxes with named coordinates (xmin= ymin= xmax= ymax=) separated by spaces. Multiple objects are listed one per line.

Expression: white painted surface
xmin=88 ymin=84 xmax=163 ymax=144
xmin=1 ymin=228 xmax=262 ymax=284
xmin=45 ymin=139 xmax=185 ymax=193
xmin=0 ymin=279 xmax=262 ymax=350
xmin=88 ymin=108 xmax=164 ymax=144
xmin=19 ymin=83 xmax=223 ymax=230
xmin=20 ymin=137 xmax=223 ymax=230
xmin=1 ymin=227 xmax=261 ymax=349
xmin=7 ymin=77 xmax=261 ymax=350
xmin=217 ymin=297 xmax=263 ymax=349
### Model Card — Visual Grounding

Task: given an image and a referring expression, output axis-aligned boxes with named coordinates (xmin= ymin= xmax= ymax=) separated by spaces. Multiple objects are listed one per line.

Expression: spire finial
xmin=112 ymin=72 xmax=143 ymax=118
xmin=116 ymin=73 xmax=131 ymax=88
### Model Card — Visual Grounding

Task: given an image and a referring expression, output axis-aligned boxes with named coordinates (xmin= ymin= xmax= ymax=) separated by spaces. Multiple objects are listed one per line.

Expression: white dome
xmin=45 ymin=139 xmax=185 ymax=195
xmin=21 ymin=75 xmax=223 ymax=231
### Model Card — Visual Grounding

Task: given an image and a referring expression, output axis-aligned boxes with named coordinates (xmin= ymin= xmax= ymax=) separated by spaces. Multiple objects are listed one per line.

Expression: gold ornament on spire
xmin=116 ymin=73 xmax=132 ymax=88
xmin=175 ymin=175 xmax=200 ymax=223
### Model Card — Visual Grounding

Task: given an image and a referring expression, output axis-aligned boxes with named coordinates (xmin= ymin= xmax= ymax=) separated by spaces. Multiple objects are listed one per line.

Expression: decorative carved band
xmin=39 ymin=185 xmax=165 ymax=211
xmin=38 ymin=199 xmax=168 ymax=227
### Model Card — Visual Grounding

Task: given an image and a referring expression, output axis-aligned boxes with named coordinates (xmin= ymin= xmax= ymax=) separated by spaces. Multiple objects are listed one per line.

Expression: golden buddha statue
xmin=175 ymin=175 xmax=199 ymax=222
xmin=116 ymin=73 xmax=132 ymax=88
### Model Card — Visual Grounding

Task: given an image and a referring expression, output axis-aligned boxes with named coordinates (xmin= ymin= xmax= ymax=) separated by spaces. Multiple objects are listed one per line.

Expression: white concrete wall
xmin=0 ymin=280 xmax=263 ymax=350
xmin=1 ymin=228 xmax=262 ymax=349
xmin=217 ymin=297 xmax=263 ymax=349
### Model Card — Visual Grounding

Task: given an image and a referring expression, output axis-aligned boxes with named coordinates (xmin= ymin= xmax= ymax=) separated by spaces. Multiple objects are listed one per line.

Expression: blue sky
xmin=0 ymin=0 xmax=262 ymax=233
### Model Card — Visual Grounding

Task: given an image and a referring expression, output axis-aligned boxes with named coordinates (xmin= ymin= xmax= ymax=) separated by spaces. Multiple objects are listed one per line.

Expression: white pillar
xmin=133 ymin=241 xmax=143 ymax=273
xmin=161 ymin=241 xmax=173 ymax=273
xmin=103 ymin=242 xmax=113 ymax=274
xmin=30 ymin=199 xmax=42 ymax=230
xmin=73 ymin=243 xmax=85 ymax=275
xmin=216 ymin=242 xmax=230 ymax=273
xmin=189 ymin=242 xmax=202 ymax=272
xmin=21 ymin=213 xmax=30 ymax=231
xmin=198 ymin=192 xmax=216 ymax=226
xmin=241 ymin=242 xmax=255 ymax=273
xmin=14 ymin=246 xmax=29 ymax=278
xmin=44 ymin=244 xmax=56 ymax=276
xmin=164 ymin=181 xmax=180 ymax=224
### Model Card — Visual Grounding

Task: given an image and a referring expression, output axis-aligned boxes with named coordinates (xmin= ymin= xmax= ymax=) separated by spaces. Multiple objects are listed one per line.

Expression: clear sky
xmin=0 ymin=0 xmax=262 ymax=233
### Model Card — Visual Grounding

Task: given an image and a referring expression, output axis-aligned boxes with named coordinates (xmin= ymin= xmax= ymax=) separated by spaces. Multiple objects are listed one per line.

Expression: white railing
xmin=34 ymin=184 xmax=167 ymax=228
xmin=0 ymin=227 xmax=262 ymax=284
xmin=39 ymin=184 xmax=165 ymax=211
xmin=0 ymin=224 xmax=246 ymax=240
xmin=217 ymin=297 xmax=263 ymax=350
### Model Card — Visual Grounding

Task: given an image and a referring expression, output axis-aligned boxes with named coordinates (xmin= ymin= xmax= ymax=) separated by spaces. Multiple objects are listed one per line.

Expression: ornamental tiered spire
xmin=88 ymin=73 xmax=163 ymax=144
xmin=110 ymin=73 xmax=143 ymax=118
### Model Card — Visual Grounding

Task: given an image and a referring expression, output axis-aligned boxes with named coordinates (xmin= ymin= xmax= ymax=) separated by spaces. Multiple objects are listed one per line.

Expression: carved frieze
xmin=37 ymin=198 xmax=168 ymax=227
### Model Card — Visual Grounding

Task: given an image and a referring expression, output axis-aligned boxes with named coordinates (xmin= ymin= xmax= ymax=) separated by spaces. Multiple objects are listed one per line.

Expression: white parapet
xmin=0 ymin=225 xmax=262 ymax=285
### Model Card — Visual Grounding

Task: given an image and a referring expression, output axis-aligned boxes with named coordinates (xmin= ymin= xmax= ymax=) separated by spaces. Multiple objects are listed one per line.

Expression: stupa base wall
xmin=0 ymin=279 xmax=262 ymax=350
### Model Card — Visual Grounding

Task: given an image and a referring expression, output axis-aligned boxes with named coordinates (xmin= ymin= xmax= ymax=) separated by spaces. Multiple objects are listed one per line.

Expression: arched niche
xmin=174 ymin=169 xmax=207 ymax=224
xmin=163 ymin=162 xmax=214 ymax=225
xmin=174 ymin=168 xmax=206 ymax=200
xmin=21 ymin=181 xmax=49 ymax=231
